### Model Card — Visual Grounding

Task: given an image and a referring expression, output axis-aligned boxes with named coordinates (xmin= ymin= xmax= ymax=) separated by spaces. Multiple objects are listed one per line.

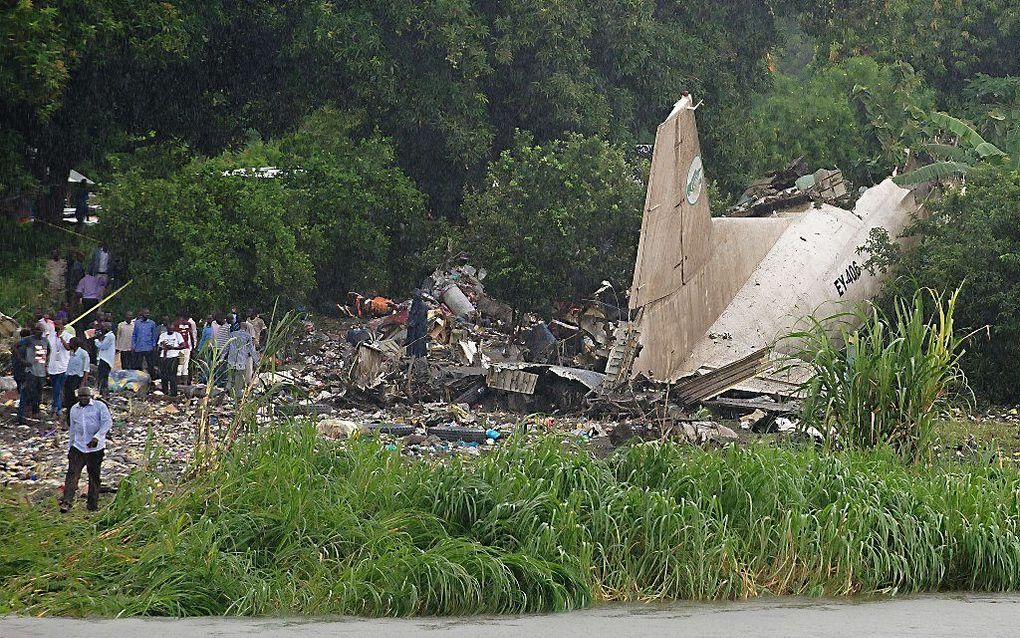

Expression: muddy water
xmin=3 ymin=594 xmax=1018 ymax=637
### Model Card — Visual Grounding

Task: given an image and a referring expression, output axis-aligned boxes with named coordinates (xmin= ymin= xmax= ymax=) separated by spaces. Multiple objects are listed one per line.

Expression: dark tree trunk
xmin=37 ymin=179 xmax=68 ymax=223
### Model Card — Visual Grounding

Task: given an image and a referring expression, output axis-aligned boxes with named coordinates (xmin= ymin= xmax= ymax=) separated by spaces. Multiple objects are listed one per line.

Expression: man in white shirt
xmin=94 ymin=323 xmax=116 ymax=396
xmin=47 ymin=320 xmax=73 ymax=416
xmin=60 ymin=387 xmax=113 ymax=513
xmin=157 ymin=318 xmax=185 ymax=397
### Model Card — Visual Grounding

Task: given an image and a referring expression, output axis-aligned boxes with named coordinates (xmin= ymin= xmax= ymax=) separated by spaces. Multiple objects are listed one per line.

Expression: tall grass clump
xmin=788 ymin=288 xmax=972 ymax=458
xmin=4 ymin=425 xmax=1020 ymax=617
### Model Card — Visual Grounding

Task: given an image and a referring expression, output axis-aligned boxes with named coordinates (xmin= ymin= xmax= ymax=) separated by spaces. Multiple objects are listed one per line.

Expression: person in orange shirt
xmin=368 ymin=295 xmax=395 ymax=317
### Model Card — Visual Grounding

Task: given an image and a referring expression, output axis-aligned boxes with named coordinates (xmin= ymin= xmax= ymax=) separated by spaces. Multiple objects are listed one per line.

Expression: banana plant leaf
xmin=893 ymin=161 xmax=971 ymax=186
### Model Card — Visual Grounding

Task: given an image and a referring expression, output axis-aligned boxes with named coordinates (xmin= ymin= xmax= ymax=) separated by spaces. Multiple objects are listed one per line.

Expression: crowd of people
xmin=10 ymin=305 xmax=268 ymax=426
xmin=12 ymin=242 xmax=272 ymax=512
xmin=43 ymin=244 xmax=116 ymax=318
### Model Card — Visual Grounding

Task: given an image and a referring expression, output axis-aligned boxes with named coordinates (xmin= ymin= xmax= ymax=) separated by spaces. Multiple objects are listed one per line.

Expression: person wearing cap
xmin=60 ymin=387 xmax=112 ymax=513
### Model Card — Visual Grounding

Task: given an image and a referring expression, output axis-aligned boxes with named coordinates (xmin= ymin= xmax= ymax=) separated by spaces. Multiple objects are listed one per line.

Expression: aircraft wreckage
xmin=623 ymin=94 xmax=920 ymax=392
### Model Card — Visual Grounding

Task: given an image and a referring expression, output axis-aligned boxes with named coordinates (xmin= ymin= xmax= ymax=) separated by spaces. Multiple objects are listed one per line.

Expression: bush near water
xmin=4 ymin=424 xmax=1020 ymax=617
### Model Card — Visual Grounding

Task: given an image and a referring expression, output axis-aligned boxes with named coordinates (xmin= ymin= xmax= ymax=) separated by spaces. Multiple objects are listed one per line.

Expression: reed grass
xmin=5 ymin=425 xmax=1020 ymax=617
xmin=787 ymin=288 xmax=973 ymax=459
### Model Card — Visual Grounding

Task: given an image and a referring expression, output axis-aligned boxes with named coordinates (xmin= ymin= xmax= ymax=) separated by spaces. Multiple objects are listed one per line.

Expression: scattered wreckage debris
xmin=1 ymin=301 xmax=808 ymax=489
xmin=727 ymin=158 xmax=850 ymax=218
xmin=1 ymin=244 xmax=818 ymax=489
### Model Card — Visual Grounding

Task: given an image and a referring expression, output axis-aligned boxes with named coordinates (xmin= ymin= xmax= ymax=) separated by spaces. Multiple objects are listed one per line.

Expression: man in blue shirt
xmin=131 ymin=308 xmax=159 ymax=383
xmin=60 ymin=387 xmax=113 ymax=513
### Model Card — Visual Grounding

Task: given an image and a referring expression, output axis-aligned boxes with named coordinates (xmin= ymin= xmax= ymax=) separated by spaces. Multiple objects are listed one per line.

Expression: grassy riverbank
xmin=3 ymin=423 xmax=1020 ymax=617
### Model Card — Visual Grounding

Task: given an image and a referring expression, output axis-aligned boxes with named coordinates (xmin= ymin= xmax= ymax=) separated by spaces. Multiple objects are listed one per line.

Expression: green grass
xmin=4 ymin=424 xmax=1020 ymax=617
xmin=936 ymin=417 xmax=1020 ymax=458
xmin=0 ymin=258 xmax=48 ymax=321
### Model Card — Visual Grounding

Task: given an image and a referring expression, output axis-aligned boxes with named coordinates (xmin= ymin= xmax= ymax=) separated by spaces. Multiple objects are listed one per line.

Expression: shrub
xmin=462 ymin=132 xmax=644 ymax=315
xmin=880 ymin=166 xmax=1020 ymax=401
xmin=729 ymin=57 xmax=934 ymax=192
xmin=787 ymin=288 xmax=971 ymax=459
xmin=99 ymin=109 xmax=434 ymax=318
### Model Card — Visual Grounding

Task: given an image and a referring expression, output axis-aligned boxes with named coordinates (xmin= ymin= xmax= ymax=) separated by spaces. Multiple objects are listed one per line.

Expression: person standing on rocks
xmin=172 ymin=313 xmax=195 ymax=386
xmin=214 ymin=313 xmax=231 ymax=386
xmin=11 ymin=328 xmax=31 ymax=407
xmin=47 ymin=320 xmax=73 ymax=417
xmin=60 ymin=387 xmax=112 ymax=513
xmin=115 ymin=311 xmax=135 ymax=370
xmin=132 ymin=309 xmax=159 ymax=381
xmin=63 ymin=337 xmax=90 ymax=421
xmin=65 ymin=251 xmax=85 ymax=308
xmin=94 ymin=322 xmax=115 ymax=396
xmin=197 ymin=315 xmax=215 ymax=384
xmin=11 ymin=327 xmax=28 ymax=382
xmin=226 ymin=320 xmax=258 ymax=400
xmin=186 ymin=311 xmax=198 ymax=376
xmin=157 ymin=317 xmax=184 ymax=397
xmin=17 ymin=326 xmax=49 ymax=424
xmin=74 ymin=272 xmax=106 ymax=322
xmin=405 ymin=289 xmax=429 ymax=359
xmin=246 ymin=309 xmax=266 ymax=351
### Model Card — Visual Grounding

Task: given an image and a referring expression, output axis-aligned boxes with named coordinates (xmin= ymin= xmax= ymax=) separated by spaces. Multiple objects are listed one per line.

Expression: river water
xmin=3 ymin=594 xmax=1018 ymax=638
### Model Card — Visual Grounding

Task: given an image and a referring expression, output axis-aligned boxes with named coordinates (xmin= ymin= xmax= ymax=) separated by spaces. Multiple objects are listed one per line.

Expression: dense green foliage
xmin=732 ymin=57 xmax=934 ymax=190
xmin=6 ymin=0 xmax=1020 ymax=350
xmin=0 ymin=220 xmax=67 ymax=321
xmin=5 ymin=425 xmax=1020 ymax=616
xmin=801 ymin=0 xmax=1020 ymax=95
xmin=881 ymin=167 xmax=1020 ymax=402
xmin=463 ymin=133 xmax=644 ymax=313
xmin=788 ymin=289 xmax=969 ymax=458
xmin=100 ymin=110 xmax=433 ymax=316
xmin=2 ymin=0 xmax=791 ymax=222
xmin=1 ymin=0 xmax=192 ymax=214
xmin=893 ymin=112 xmax=1013 ymax=186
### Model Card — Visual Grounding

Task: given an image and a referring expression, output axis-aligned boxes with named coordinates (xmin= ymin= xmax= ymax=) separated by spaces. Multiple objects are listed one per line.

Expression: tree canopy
xmin=462 ymin=132 xmax=644 ymax=314
xmin=100 ymin=109 xmax=433 ymax=317
xmin=3 ymin=0 xmax=794 ymax=221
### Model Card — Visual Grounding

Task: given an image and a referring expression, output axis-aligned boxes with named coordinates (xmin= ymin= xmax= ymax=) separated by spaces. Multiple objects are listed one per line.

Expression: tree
xmin=99 ymin=109 xmax=433 ymax=317
xmin=881 ymin=165 xmax=1020 ymax=401
xmin=100 ymin=156 xmax=314 ymax=319
xmin=3 ymin=0 xmax=796 ymax=221
xmin=893 ymin=112 xmax=1014 ymax=186
xmin=799 ymin=0 xmax=1020 ymax=96
xmin=462 ymin=132 xmax=644 ymax=314
xmin=727 ymin=57 xmax=934 ymax=192
xmin=1 ymin=0 xmax=194 ymax=220
xmin=276 ymin=109 xmax=437 ymax=303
